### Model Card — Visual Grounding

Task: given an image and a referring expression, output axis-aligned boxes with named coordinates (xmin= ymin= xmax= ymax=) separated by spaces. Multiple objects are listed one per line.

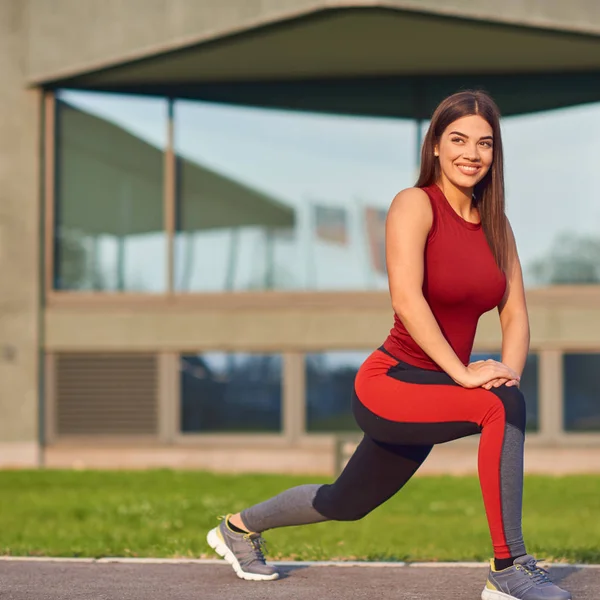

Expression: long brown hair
xmin=415 ymin=90 xmax=508 ymax=273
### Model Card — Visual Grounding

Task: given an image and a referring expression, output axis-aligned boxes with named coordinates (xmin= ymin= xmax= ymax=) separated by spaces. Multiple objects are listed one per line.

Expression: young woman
xmin=206 ymin=91 xmax=572 ymax=600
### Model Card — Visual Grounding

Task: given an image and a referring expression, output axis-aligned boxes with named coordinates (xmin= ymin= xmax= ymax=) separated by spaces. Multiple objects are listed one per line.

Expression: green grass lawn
xmin=0 ymin=470 xmax=598 ymax=562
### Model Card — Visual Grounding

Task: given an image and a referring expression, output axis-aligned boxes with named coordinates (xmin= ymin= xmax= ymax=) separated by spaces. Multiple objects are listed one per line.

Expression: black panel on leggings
xmin=487 ymin=385 xmax=526 ymax=433
xmin=313 ymin=436 xmax=433 ymax=521
xmin=352 ymin=391 xmax=481 ymax=445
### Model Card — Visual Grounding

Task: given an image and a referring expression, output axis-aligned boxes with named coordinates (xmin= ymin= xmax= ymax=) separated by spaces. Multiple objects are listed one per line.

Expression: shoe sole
xmin=482 ymin=589 xmax=519 ymax=600
xmin=206 ymin=527 xmax=279 ymax=582
xmin=482 ymin=587 xmax=571 ymax=600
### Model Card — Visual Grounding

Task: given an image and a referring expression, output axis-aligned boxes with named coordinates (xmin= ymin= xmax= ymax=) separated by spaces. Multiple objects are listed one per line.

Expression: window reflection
xmin=306 ymin=351 xmax=368 ymax=432
xmin=53 ymin=91 xmax=600 ymax=292
xmin=470 ymin=353 xmax=539 ymax=431
xmin=503 ymin=103 xmax=600 ymax=287
xmin=180 ymin=353 xmax=282 ymax=433
xmin=564 ymin=353 xmax=600 ymax=432
xmin=173 ymin=100 xmax=416 ymax=292
xmin=54 ymin=90 xmax=167 ymax=291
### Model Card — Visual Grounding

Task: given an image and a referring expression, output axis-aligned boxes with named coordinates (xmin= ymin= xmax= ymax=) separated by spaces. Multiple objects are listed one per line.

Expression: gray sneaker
xmin=206 ymin=515 xmax=279 ymax=581
xmin=482 ymin=554 xmax=571 ymax=600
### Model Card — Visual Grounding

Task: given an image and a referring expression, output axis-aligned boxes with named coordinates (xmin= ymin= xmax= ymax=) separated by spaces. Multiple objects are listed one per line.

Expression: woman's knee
xmin=312 ymin=484 xmax=371 ymax=522
xmin=489 ymin=385 xmax=526 ymax=432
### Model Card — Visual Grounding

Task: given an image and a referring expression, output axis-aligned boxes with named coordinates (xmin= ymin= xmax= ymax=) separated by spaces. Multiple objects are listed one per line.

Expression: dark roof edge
xmin=27 ymin=1 xmax=600 ymax=87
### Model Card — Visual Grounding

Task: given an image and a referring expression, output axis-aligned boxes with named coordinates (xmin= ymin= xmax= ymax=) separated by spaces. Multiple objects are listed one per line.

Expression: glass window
xmin=54 ymin=90 xmax=168 ymax=291
xmin=470 ymin=353 xmax=539 ymax=432
xmin=180 ymin=353 xmax=282 ymax=433
xmin=564 ymin=353 xmax=600 ymax=432
xmin=173 ymin=100 xmax=417 ymax=292
xmin=305 ymin=351 xmax=369 ymax=432
xmin=502 ymin=102 xmax=600 ymax=287
xmin=307 ymin=351 xmax=540 ymax=433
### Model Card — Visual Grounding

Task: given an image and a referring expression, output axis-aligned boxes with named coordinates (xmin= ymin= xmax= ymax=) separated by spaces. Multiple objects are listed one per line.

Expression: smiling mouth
xmin=456 ymin=164 xmax=481 ymax=175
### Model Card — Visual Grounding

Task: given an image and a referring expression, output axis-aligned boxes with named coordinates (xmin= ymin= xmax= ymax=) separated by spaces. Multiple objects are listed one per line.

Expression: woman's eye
xmin=451 ymin=137 xmax=464 ymax=143
xmin=480 ymin=141 xmax=493 ymax=148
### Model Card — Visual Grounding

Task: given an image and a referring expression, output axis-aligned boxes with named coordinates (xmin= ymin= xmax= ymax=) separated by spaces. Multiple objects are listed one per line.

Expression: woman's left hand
xmin=468 ymin=360 xmax=520 ymax=390
xmin=482 ymin=377 xmax=520 ymax=390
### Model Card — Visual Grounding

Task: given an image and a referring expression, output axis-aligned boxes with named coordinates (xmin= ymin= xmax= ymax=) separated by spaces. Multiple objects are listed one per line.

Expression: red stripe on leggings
xmin=355 ymin=350 xmax=510 ymax=558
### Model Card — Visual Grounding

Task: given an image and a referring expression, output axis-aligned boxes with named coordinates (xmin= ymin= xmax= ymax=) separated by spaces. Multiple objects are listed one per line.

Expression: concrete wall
xmin=25 ymin=0 xmax=600 ymax=84
xmin=0 ymin=0 xmax=41 ymax=466
xmin=43 ymin=291 xmax=600 ymax=352
xmin=43 ymin=284 xmax=600 ymax=352
xmin=26 ymin=0 xmax=323 ymax=83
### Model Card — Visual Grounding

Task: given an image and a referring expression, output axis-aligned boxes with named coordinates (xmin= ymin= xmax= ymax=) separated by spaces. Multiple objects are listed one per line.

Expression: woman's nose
xmin=463 ymin=144 xmax=481 ymax=161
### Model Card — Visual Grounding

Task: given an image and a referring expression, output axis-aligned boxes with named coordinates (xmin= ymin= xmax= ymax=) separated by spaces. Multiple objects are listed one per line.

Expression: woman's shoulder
xmin=388 ymin=187 xmax=435 ymax=230
xmin=389 ymin=186 xmax=435 ymax=215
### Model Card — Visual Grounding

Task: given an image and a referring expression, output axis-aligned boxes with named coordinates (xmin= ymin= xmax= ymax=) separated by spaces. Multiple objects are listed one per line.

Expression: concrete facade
xmin=24 ymin=1 xmax=600 ymax=85
xmin=1 ymin=0 xmax=600 ymax=470
xmin=0 ymin=0 xmax=41 ymax=466
xmin=44 ymin=289 xmax=600 ymax=353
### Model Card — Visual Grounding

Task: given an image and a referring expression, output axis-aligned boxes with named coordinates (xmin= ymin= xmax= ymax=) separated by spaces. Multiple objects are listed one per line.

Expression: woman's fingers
xmin=468 ymin=360 xmax=519 ymax=379
xmin=483 ymin=378 xmax=506 ymax=390
xmin=484 ymin=377 xmax=510 ymax=390
xmin=463 ymin=361 xmax=520 ymax=389
xmin=482 ymin=377 xmax=520 ymax=390
xmin=480 ymin=366 xmax=519 ymax=388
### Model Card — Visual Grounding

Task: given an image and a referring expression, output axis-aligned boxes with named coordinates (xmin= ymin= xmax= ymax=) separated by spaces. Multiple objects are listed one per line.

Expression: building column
xmin=0 ymin=0 xmax=42 ymax=467
xmin=158 ymin=352 xmax=179 ymax=443
xmin=538 ymin=349 xmax=564 ymax=443
xmin=283 ymin=352 xmax=305 ymax=444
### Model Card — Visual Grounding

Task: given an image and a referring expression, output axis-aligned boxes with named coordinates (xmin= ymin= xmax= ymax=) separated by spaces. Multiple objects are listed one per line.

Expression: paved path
xmin=0 ymin=559 xmax=598 ymax=599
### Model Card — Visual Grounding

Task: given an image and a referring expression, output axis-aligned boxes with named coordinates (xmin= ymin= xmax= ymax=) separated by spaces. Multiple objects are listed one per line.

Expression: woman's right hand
xmin=453 ymin=360 xmax=520 ymax=389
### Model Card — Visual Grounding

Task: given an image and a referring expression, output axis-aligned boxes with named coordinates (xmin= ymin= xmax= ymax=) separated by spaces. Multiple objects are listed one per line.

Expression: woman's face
xmin=434 ymin=114 xmax=494 ymax=191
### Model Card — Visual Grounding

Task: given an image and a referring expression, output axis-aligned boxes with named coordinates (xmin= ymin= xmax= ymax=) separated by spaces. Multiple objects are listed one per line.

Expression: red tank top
xmin=383 ymin=184 xmax=507 ymax=371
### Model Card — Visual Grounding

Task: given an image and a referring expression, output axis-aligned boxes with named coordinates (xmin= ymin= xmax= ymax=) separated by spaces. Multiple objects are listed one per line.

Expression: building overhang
xmin=48 ymin=6 xmax=600 ymax=118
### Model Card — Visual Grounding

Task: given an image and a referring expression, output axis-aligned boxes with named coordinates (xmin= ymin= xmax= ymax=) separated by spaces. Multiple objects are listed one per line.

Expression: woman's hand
xmin=452 ymin=360 xmax=520 ymax=389
xmin=481 ymin=377 xmax=520 ymax=390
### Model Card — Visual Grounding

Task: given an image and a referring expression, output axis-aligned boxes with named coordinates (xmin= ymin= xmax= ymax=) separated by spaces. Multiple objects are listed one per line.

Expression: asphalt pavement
xmin=0 ymin=559 xmax=598 ymax=600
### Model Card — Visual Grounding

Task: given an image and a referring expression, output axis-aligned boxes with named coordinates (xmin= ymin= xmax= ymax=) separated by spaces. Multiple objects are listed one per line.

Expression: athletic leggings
xmin=241 ymin=347 xmax=526 ymax=560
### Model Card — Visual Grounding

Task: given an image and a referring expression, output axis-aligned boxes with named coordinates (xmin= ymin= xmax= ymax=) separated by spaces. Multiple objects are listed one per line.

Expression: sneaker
xmin=206 ymin=515 xmax=279 ymax=581
xmin=482 ymin=554 xmax=571 ymax=600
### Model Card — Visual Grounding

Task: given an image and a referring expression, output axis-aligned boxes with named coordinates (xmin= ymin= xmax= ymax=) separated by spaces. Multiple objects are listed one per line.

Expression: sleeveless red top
xmin=383 ymin=184 xmax=507 ymax=371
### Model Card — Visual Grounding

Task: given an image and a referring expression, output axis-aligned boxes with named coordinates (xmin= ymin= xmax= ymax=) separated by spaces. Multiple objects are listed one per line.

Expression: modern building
xmin=1 ymin=0 xmax=600 ymax=474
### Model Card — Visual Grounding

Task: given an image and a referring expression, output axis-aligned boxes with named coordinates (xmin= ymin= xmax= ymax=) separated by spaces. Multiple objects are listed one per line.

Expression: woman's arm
xmin=497 ymin=219 xmax=531 ymax=377
xmin=482 ymin=219 xmax=530 ymax=390
xmin=386 ymin=188 xmax=518 ymax=388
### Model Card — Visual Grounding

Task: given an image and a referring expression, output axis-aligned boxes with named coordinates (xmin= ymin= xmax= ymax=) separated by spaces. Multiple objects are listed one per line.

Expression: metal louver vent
xmin=56 ymin=353 xmax=158 ymax=436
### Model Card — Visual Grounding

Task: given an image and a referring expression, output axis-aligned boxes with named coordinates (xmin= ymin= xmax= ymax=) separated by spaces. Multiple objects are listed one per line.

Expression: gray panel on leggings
xmin=240 ymin=484 xmax=328 ymax=533
xmin=500 ymin=423 xmax=526 ymax=557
